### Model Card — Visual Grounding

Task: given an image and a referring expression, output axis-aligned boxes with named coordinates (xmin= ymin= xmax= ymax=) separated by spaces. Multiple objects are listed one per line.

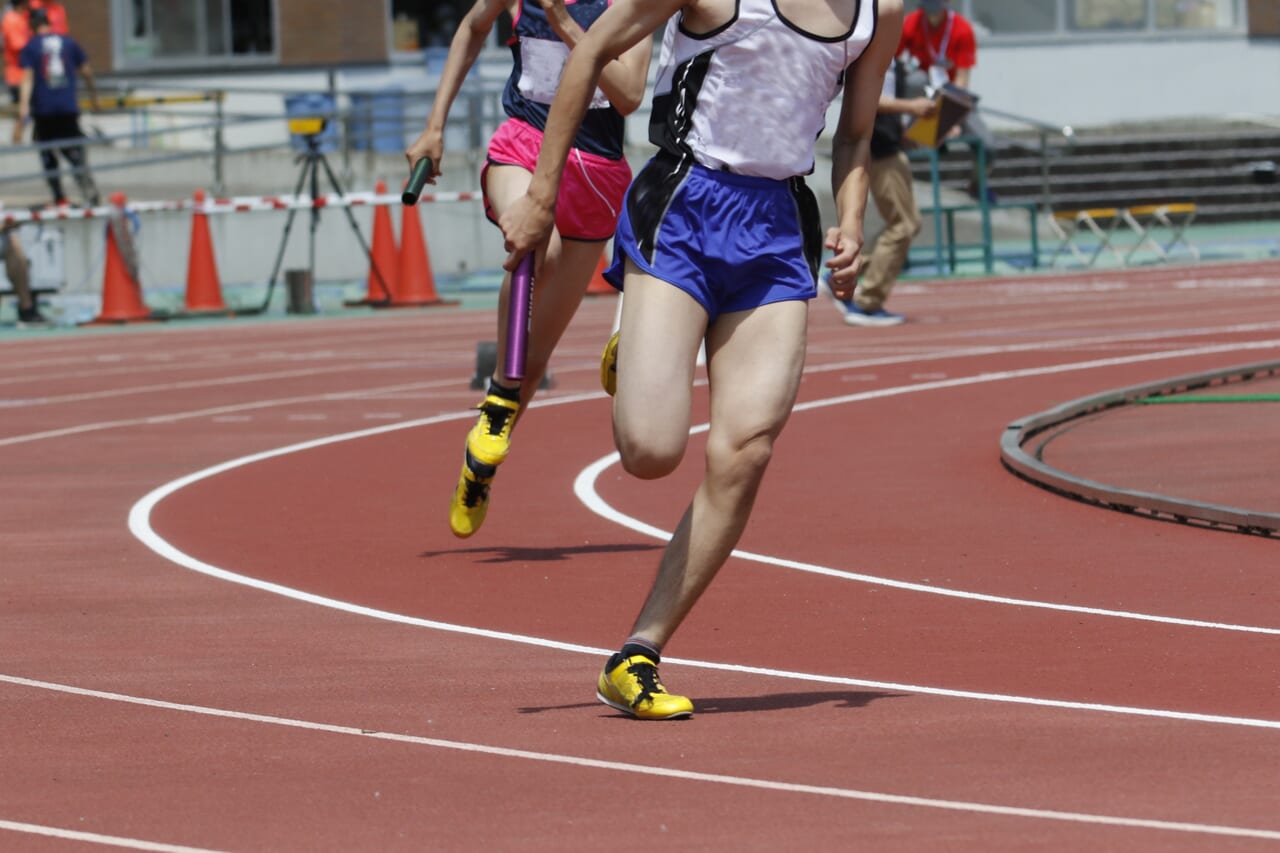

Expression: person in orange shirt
xmin=29 ymin=0 xmax=66 ymax=34
xmin=3 ymin=0 xmax=34 ymax=103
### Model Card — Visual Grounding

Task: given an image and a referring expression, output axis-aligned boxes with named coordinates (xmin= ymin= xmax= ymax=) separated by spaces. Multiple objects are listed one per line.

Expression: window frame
xmin=113 ymin=0 xmax=280 ymax=71
xmin=955 ymin=0 xmax=1246 ymax=43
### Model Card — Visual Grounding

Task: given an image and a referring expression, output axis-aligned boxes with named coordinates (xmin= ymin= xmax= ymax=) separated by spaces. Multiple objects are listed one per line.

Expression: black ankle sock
xmin=463 ymin=449 xmax=496 ymax=478
xmin=486 ymin=379 xmax=521 ymax=402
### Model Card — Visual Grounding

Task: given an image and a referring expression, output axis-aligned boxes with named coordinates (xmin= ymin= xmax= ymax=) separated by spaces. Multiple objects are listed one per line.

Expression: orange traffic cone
xmin=347 ymin=179 xmax=398 ymax=307
xmin=183 ymin=189 xmax=228 ymax=314
xmin=83 ymin=192 xmax=157 ymax=325
xmin=585 ymin=247 xmax=614 ymax=296
xmin=385 ymin=188 xmax=455 ymax=308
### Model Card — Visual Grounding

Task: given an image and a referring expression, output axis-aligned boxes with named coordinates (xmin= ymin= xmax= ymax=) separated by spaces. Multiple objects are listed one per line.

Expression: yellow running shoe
xmin=449 ymin=450 xmax=496 ymax=538
xmin=600 ymin=331 xmax=619 ymax=397
xmin=466 ymin=394 xmax=521 ymax=467
xmin=596 ymin=655 xmax=693 ymax=720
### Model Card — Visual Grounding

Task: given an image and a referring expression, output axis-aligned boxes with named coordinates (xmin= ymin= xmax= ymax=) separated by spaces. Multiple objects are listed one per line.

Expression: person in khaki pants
xmin=825 ymin=56 xmax=935 ymax=326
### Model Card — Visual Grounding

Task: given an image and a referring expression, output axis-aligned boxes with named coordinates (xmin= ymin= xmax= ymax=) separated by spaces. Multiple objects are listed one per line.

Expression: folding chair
xmin=1123 ymin=203 xmax=1199 ymax=263
xmin=1048 ymin=208 xmax=1126 ymax=268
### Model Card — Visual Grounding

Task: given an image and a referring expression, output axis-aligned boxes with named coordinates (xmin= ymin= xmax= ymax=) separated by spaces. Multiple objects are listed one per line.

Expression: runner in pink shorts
xmin=483 ymin=117 xmax=631 ymax=242
xmin=405 ymin=0 xmax=652 ymax=539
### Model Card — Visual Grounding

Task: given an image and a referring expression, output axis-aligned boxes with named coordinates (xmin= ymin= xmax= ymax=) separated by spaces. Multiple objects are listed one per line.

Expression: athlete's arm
xmin=500 ymin=0 xmax=682 ymax=269
xmin=16 ymin=65 xmax=32 ymax=123
xmin=825 ymin=0 xmax=904 ymax=299
xmin=405 ymin=0 xmax=515 ymax=182
xmin=80 ymin=60 xmax=99 ymax=113
xmin=539 ymin=0 xmax=653 ymax=115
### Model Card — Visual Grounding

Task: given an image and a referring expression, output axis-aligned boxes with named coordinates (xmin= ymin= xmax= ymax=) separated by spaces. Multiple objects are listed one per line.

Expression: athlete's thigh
xmin=484 ymin=164 xmax=533 ymax=218
xmin=614 ymin=259 xmax=708 ymax=447
xmin=525 ymin=237 xmax=604 ymax=364
xmin=704 ymin=299 xmax=809 ymax=447
xmin=485 ymin=164 xmax=565 ymax=268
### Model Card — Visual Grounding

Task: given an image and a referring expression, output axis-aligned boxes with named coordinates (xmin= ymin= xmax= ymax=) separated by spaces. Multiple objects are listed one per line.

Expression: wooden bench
xmin=1122 ymin=202 xmax=1199 ymax=263
xmin=1049 ymin=203 xmax=1199 ymax=268
xmin=915 ymin=200 xmax=1042 ymax=274
xmin=1048 ymin=207 xmax=1127 ymax=268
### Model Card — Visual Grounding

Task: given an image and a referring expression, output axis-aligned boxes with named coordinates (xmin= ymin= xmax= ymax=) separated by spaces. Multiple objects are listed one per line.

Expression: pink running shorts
xmin=482 ymin=118 xmax=632 ymax=242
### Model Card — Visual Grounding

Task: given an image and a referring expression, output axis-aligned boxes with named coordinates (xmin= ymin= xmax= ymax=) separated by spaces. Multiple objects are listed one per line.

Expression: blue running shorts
xmin=604 ymin=152 xmax=823 ymax=322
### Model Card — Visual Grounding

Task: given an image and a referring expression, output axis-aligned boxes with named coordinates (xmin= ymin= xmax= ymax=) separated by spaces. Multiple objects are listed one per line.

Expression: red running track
xmin=3 ymin=260 xmax=1280 ymax=852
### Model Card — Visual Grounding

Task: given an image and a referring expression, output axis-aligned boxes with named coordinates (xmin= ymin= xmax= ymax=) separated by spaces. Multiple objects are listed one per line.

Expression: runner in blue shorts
xmin=405 ymin=0 xmax=651 ymax=539
xmin=501 ymin=0 xmax=904 ymax=719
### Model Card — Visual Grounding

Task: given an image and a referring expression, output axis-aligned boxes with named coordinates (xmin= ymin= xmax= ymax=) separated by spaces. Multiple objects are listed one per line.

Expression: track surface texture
xmin=3 ymin=259 xmax=1279 ymax=852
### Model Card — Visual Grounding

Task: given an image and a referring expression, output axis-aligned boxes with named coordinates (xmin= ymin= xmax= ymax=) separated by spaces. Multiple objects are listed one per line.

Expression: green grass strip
xmin=1138 ymin=394 xmax=1280 ymax=404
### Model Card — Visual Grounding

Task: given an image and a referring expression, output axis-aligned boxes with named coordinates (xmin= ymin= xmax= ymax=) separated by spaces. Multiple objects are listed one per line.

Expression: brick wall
xmin=64 ymin=0 xmax=113 ymax=72
xmin=279 ymin=0 xmax=388 ymax=66
xmin=1247 ymin=0 xmax=1280 ymax=37
xmin=62 ymin=0 xmax=390 ymax=73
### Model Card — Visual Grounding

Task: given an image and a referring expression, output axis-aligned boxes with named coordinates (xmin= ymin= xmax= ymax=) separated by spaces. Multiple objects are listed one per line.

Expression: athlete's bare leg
xmin=484 ymin=164 xmax=606 ymax=406
xmin=614 ymin=262 xmax=809 ymax=647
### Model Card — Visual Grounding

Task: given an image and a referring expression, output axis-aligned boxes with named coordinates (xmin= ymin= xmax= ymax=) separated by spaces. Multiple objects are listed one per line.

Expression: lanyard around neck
xmin=921 ymin=10 xmax=953 ymax=65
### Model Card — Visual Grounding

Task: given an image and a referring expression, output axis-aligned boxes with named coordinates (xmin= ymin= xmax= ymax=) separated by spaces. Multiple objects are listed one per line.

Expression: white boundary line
xmin=0 ymin=818 xmax=226 ymax=852
xmin=3 ymin=674 xmax=1278 ymax=841
xmin=125 ymin=344 xmax=1280 ymax=730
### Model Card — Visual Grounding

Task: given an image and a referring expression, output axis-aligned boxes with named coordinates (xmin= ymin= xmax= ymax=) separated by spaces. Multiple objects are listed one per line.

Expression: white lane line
xmin=126 ymin=389 xmax=1280 ymax=729
xmin=5 ymin=321 xmax=1274 ymax=446
xmin=802 ymin=321 xmax=1280 ymax=378
xmin=2 ymin=674 xmax=1278 ymax=840
xmin=575 ymin=451 xmax=1280 ymax=636
xmin=578 ymin=342 xmax=1280 ymax=636
xmin=0 ymin=818 xmax=226 ymax=852
xmin=0 ymin=379 xmax=467 ymax=447
xmin=4 ymin=364 xmax=407 ymax=407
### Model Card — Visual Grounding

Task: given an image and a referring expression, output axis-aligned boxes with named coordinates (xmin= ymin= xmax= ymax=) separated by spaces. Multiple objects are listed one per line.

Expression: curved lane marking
xmin=3 ymin=674 xmax=1279 ymax=840
xmin=0 ymin=817 xmax=225 ymax=853
xmin=129 ymin=346 xmax=1280 ymax=728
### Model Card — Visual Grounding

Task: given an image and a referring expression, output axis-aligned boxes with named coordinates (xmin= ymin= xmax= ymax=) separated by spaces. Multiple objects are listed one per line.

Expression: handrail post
xmin=1038 ymin=128 xmax=1051 ymax=213
xmin=976 ymin=136 xmax=992 ymax=274
xmin=927 ymin=148 xmax=944 ymax=275
xmin=213 ymin=92 xmax=226 ymax=195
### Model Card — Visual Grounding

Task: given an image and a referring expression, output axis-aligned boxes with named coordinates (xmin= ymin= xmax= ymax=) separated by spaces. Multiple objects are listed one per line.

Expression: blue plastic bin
xmin=348 ymin=88 xmax=407 ymax=153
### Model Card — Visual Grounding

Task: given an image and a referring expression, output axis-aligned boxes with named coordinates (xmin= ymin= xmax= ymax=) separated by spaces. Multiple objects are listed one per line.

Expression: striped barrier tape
xmin=0 ymin=190 xmax=482 ymax=226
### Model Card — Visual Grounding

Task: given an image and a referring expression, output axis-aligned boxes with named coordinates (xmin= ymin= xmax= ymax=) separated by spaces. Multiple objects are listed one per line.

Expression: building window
xmin=1071 ymin=0 xmax=1146 ymax=30
xmin=970 ymin=0 xmax=1058 ymax=34
xmin=1155 ymin=0 xmax=1236 ymax=28
xmin=952 ymin=0 xmax=1243 ymax=37
xmin=389 ymin=0 xmax=512 ymax=52
xmin=121 ymin=0 xmax=273 ymax=64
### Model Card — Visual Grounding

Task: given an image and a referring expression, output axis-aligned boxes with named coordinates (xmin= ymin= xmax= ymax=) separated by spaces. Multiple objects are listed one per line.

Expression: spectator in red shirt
xmin=29 ymin=0 xmax=67 ymax=35
xmin=900 ymin=0 xmax=1000 ymax=201
xmin=3 ymin=0 xmax=34 ymax=102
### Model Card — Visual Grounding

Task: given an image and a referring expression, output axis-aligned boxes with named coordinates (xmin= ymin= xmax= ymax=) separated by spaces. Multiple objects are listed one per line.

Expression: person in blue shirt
xmin=13 ymin=7 xmax=100 ymax=206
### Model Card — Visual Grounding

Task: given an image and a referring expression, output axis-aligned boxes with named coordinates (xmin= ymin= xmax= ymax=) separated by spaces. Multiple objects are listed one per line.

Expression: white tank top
xmin=648 ymin=0 xmax=877 ymax=180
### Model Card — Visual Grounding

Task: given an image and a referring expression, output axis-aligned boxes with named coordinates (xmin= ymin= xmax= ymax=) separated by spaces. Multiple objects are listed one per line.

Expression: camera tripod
xmin=251 ymin=129 xmax=394 ymax=314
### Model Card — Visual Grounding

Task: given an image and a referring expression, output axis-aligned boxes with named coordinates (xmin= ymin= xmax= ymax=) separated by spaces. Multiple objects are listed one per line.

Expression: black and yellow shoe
xmin=596 ymin=655 xmax=693 ymax=720
xmin=600 ymin=331 xmax=619 ymax=397
xmin=449 ymin=449 xmax=496 ymax=538
xmin=466 ymin=394 xmax=521 ymax=467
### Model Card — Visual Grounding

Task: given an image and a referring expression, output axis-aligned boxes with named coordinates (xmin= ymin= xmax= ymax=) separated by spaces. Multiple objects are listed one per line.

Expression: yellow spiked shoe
xmin=600 ymin=331 xmax=619 ymax=397
xmin=466 ymin=394 xmax=521 ymax=466
xmin=449 ymin=450 xmax=496 ymax=538
xmin=596 ymin=655 xmax=693 ymax=720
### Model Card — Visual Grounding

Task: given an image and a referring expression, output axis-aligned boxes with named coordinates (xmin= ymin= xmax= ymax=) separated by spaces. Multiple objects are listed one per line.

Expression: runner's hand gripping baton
xmin=402 ymin=158 xmax=433 ymax=206
xmin=503 ymin=253 xmax=535 ymax=382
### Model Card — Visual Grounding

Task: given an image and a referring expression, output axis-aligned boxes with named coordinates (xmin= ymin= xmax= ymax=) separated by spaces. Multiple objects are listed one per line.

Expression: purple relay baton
xmin=503 ymin=253 xmax=535 ymax=382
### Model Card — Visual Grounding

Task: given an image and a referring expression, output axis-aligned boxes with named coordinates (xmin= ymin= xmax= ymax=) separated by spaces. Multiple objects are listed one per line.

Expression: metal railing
xmin=904 ymin=104 xmax=1076 ymax=275
xmin=0 ymin=74 xmax=508 ymax=203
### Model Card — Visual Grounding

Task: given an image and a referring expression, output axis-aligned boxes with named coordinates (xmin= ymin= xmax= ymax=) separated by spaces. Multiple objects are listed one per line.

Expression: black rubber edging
xmin=1000 ymin=360 xmax=1280 ymax=539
